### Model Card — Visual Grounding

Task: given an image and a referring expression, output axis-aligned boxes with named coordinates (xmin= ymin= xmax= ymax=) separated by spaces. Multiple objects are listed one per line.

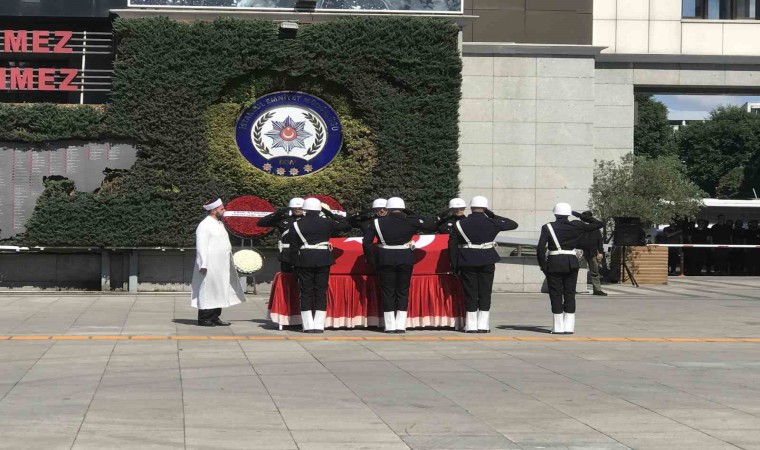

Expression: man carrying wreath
xmin=190 ymin=198 xmax=247 ymax=327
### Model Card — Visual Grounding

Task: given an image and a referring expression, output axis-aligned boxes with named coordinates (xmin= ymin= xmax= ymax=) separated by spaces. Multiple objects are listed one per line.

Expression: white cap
xmin=386 ymin=197 xmax=405 ymax=210
xmin=372 ymin=198 xmax=387 ymax=209
xmin=553 ymin=202 xmax=572 ymax=216
xmin=470 ymin=196 xmax=488 ymax=208
xmin=303 ymin=198 xmax=322 ymax=211
xmin=449 ymin=198 xmax=466 ymax=208
xmin=203 ymin=198 xmax=222 ymax=211
xmin=288 ymin=197 xmax=304 ymax=208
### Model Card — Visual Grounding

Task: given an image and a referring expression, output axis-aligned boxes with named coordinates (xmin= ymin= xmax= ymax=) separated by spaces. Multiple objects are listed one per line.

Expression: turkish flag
xmin=328 ymin=234 xmax=451 ymax=275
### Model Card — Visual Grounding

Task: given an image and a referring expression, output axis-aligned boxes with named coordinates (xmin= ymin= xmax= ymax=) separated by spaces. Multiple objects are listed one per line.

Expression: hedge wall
xmin=11 ymin=16 xmax=461 ymax=247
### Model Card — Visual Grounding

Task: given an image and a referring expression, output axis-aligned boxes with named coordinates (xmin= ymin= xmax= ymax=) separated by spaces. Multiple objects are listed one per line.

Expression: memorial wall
xmin=0 ymin=142 xmax=137 ymax=239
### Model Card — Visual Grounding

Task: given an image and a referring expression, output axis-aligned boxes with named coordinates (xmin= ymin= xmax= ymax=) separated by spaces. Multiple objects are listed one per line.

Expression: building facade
xmin=3 ymin=0 xmax=760 ymax=291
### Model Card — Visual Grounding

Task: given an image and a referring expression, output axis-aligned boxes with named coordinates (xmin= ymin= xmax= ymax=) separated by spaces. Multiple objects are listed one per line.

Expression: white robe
xmin=190 ymin=216 xmax=246 ymax=309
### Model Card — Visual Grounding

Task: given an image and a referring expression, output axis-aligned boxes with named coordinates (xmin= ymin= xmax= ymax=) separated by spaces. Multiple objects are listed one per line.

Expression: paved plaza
xmin=0 ymin=277 xmax=759 ymax=449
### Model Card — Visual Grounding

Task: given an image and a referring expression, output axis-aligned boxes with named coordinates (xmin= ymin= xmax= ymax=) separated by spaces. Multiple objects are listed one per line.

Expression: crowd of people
xmin=190 ymin=196 xmax=605 ymax=335
xmin=656 ymin=214 xmax=760 ymax=276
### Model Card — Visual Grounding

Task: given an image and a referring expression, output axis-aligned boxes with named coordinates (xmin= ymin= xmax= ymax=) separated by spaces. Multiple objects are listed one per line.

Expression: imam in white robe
xmin=191 ymin=215 xmax=246 ymax=309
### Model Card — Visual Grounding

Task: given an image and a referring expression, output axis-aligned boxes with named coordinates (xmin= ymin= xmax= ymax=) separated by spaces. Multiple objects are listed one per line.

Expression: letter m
xmin=4 ymin=30 xmax=27 ymax=53
xmin=10 ymin=68 xmax=33 ymax=90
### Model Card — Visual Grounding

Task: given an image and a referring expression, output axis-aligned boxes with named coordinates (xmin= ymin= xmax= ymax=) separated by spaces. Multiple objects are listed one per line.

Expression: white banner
xmin=128 ymin=0 xmax=463 ymax=13
xmin=224 ymin=211 xmax=271 ymax=218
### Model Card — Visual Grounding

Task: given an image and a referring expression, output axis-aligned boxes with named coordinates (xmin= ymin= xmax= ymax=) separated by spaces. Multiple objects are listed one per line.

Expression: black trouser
xmin=668 ymin=247 xmax=681 ymax=273
xmin=295 ymin=266 xmax=330 ymax=311
xmin=713 ymin=248 xmax=729 ymax=274
xmin=377 ymin=264 xmax=413 ymax=312
xmin=459 ymin=264 xmax=495 ymax=312
xmin=745 ymin=249 xmax=758 ymax=275
xmin=280 ymin=261 xmax=293 ymax=273
xmin=546 ymin=269 xmax=578 ymax=314
xmin=198 ymin=308 xmax=222 ymax=322
xmin=730 ymin=249 xmax=744 ymax=275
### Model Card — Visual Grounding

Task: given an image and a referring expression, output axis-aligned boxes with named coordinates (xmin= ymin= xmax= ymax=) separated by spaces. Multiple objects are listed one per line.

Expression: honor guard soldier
xmin=362 ymin=197 xmax=437 ymax=333
xmin=536 ymin=203 xmax=603 ymax=334
xmin=745 ymin=220 xmax=760 ymax=275
xmin=258 ymin=197 xmax=305 ymax=273
xmin=286 ymin=198 xmax=352 ymax=333
xmin=730 ymin=220 xmax=746 ymax=275
xmin=448 ymin=196 xmax=518 ymax=333
xmin=436 ymin=198 xmax=467 ymax=234
xmin=348 ymin=198 xmax=388 ymax=229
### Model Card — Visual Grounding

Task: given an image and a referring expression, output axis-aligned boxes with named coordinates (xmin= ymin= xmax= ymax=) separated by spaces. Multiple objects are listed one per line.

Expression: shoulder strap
xmin=374 ymin=219 xmax=387 ymax=246
xmin=546 ymin=223 xmax=562 ymax=251
xmin=293 ymin=222 xmax=308 ymax=245
xmin=455 ymin=221 xmax=472 ymax=245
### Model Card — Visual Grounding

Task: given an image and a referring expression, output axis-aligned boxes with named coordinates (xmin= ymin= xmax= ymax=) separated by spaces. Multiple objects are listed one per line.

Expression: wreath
xmin=223 ymin=195 xmax=275 ymax=238
xmin=233 ymin=249 xmax=264 ymax=274
xmin=302 ymin=111 xmax=325 ymax=156
xmin=252 ymin=111 xmax=275 ymax=156
xmin=306 ymin=194 xmax=345 ymax=217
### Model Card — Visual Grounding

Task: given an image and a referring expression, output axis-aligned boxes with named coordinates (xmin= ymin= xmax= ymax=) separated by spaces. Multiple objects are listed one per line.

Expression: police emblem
xmin=235 ymin=92 xmax=343 ymax=177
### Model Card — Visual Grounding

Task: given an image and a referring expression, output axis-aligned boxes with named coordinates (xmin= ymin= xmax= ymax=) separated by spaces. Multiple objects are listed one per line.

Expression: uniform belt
xmin=301 ymin=242 xmax=332 ymax=250
xmin=378 ymin=242 xmax=415 ymax=250
xmin=458 ymin=242 xmax=497 ymax=249
xmin=548 ymin=250 xmax=578 ymax=256
xmin=277 ymin=242 xmax=290 ymax=252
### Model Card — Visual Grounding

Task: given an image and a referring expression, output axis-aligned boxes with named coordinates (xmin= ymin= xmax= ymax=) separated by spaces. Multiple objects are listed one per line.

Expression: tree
xmin=676 ymin=105 xmax=760 ymax=198
xmin=634 ymin=94 xmax=675 ymax=158
xmin=589 ymin=154 xmax=705 ymax=227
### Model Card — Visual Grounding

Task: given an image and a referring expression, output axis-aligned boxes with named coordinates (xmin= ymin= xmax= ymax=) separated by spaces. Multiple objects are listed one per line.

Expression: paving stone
xmin=401 ymin=435 xmax=521 ymax=449
xmin=0 ymin=279 xmax=759 ymax=448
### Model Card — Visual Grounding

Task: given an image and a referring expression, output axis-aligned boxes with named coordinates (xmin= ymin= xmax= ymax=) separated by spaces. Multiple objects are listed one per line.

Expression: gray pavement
xmin=0 ymin=276 xmax=759 ymax=449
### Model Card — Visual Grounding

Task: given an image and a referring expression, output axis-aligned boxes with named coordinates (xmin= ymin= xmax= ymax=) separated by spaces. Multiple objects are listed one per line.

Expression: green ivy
xmin=13 ymin=16 xmax=461 ymax=247
xmin=0 ymin=104 xmax=105 ymax=142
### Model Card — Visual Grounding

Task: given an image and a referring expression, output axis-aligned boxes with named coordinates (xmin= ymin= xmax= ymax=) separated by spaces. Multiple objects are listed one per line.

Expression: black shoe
xmin=395 ymin=329 xmax=406 ymax=334
xmin=593 ymin=290 xmax=608 ymax=296
xmin=198 ymin=320 xmax=216 ymax=327
xmin=465 ymin=330 xmax=478 ymax=334
xmin=212 ymin=318 xmax=231 ymax=326
xmin=313 ymin=329 xmax=324 ymax=334
xmin=384 ymin=330 xmax=396 ymax=334
xmin=303 ymin=329 xmax=314 ymax=333
xmin=477 ymin=330 xmax=490 ymax=333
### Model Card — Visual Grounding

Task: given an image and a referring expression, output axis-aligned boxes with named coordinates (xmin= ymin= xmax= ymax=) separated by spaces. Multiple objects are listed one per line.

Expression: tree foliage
xmin=589 ymin=154 xmax=705 ymax=227
xmin=634 ymin=94 xmax=675 ymax=158
xmin=676 ymin=105 xmax=760 ymax=198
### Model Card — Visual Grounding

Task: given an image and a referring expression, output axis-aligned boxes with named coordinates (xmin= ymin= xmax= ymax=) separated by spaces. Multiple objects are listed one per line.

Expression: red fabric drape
xmin=267 ymin=272 xmax=465 ymax=329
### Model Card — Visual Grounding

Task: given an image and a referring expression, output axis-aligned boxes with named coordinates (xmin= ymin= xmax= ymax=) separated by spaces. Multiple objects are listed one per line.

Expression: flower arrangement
xmin=233 ymin=249 xmax=264 ymax=274
xmin=223 ymin=196 xmax=275 ymax=238
xmin=306 ymin=194 xmax=346 ymax=217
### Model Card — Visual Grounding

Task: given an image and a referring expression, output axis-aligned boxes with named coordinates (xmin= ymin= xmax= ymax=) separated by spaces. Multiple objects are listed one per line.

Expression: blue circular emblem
xmin=235 ymin=92 xmax=343 ymax=177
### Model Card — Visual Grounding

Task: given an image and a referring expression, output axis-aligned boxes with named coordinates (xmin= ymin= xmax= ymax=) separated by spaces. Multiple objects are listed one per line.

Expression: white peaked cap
xmin=386 ymin=197 xmax=405 ymax=209
xmin=288 ymin=197 xmax=305 ymax=208
xmin=303 ymin=198 xmax=322 ymax=211
xmin=553 ymin=202 xmax=572 ymax=216
xmin=372 ymin=198 xmax=387 ymax=209
xmin=449 ymin=198 xmax=466 ymax=208
xmin=203 ymin=198 xmax=222 ymax=211
xmin=470 ymin=196 xmax=488 ymax=208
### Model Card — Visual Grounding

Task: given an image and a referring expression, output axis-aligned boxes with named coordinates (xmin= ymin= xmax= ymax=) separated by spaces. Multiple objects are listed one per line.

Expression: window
xmin=683 ymin=0 xmax=705 ymax=17
xmin=683 ymin=0 xmax=759 ymax=18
